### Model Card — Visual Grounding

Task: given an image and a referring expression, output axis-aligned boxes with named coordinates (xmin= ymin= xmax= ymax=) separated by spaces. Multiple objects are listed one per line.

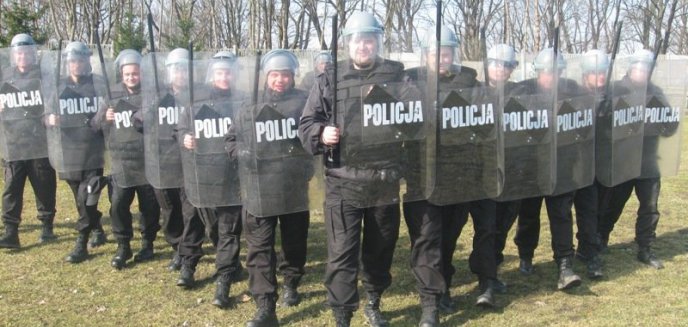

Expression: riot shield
xmin=552 ymin=56 xmax=597 ymax=195
xmin=236 ymin=54 xmax=318 ymax=216
xmin=596 ymin=55 xmax=647 ymax=187
xmin=141 ymin=52 xmax=185 ymax=189
xmin=425 ymin=81 xmax=504 ymax=205
xmin=639 ymin=58 xmax=686 ymax=178
xmin=39 ymin=49 xmax=105 ymax=174
xmin=496 ymin=89 xmax=556 ymax=201
xmin=95 ymin=54 xmax=148 ymax=188
xmin=0 ymin=47 xmax=49 ymax=161
xmin=180 ymin=56 xmax=246 ymax=207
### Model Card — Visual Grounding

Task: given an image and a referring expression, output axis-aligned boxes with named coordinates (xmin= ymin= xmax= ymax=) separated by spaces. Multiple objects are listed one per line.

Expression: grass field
xmin=1 ymin=134 xmax=687 ymax=326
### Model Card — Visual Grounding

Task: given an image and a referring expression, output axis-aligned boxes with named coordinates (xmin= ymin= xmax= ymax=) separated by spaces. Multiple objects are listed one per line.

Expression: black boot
xmin=65 ymin=232 xmax=89 ymax=263
xmin=212 ymin=273 xmax=232 ymax=308
xmin=557 ymin=256 xmax=582 ymax=290
xmin=638 ymin=246 xmax=664 ymax=269
xmin=418 ymin=307 xmax=439 ymax=327
xmin=111 ymin=240 xmax=133 ymax=270
xmin=134 ymin=239 xmax=155 ymax=262
xmin=438 ymin=290 xmax=456 ymax=313
xmin=177 ymin=259 xmax=196 ymax=289
xmin=363 ymin=294 xmax=389 ymax=327
xmin=583 ymin=255 xmax=604 ymax=279
xmin=246 ymin=295 xmax=279 ymax=327
xmin=0 ymin=224 xmax=20 ymax=249
xmin=167 ymin=252 xmax=182 ymax=271
xmin=519 ymin=257 xmax=534 ymax=275
xmin=332 ymin=308 xmax=353 ymax=327
xmin=89 ymin=227 xmax=107 ymax=248
xmin=476 ymin=278 xmax=496 ymax=308
xmin=39 ymin=221 xmax=57 ymax=243
xmin=281 ymin=285 xmax=300 ymax=307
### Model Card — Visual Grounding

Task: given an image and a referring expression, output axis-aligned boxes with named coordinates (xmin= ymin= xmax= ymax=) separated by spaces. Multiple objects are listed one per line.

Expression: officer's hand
xmin=183 ymin=134 xmax=195 ymax=149
xmin=321 ymin=126 xmax=340 ymax=145
xmin=106 ymin=108 xmax=115 ymax=122
xmin=47 ymin=114 xmax=58 ymax=126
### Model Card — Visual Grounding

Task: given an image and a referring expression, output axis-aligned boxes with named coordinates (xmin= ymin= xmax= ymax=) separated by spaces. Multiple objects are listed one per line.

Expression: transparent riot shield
xmin=596 ymin=56 xmax=647 ymax=187
xmin=552 ymin=56 xmax=597 ymax=195
xmin=236 ymin=56 xmax=319 ymax=216
xmin=141 ymin=52 xmax=185 ymax=189
xmin=496 ymin=89 xmax=556 ymax=201
xmin=95 ymin=53 xmax=148 ymax=188
xmin=180 ymin=56 xmax=245 ymax=207
xmin=639 ymin=58 xmax=686 ymax=178
xmin=426 ymin=81 xmax=504 ymax=205
xmin=40 ymin=49 xmax=105 ymax=174
xmin=0 ymin=47 xmax=49 ymax=161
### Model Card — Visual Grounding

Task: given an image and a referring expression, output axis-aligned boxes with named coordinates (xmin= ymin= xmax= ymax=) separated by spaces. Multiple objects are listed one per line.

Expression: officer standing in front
xmin=44 ymin=41 xmax=106 ymax=263
xmin=299 ymin=11 xmax=409 ymax=327
xmin=227 ymin=49 xmax=312 ymax=327
xmin=0 ymin=33 xmax=57 ymax=249
xmin=92 ymin=49 xmax=161 ymax=269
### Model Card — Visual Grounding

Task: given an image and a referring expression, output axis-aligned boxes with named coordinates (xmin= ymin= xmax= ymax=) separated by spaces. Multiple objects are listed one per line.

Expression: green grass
xmin=2 ymin=134 xmax=688 ymax=326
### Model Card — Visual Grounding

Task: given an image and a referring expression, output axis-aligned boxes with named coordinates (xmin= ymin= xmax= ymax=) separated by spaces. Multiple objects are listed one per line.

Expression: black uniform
xmin=512 ymin=78 xmax=585 ymax=262
xmin=227 ymin=86 xmax=311 ymax=299
xmin=51 ymin=74 xmax=105 ymax=235
xmin=298 ymin=70 xmax=317 ymax=93
xmin=1 ymin=65 xmax=57 ymax=231
xmin=92 ymin=83 xmax=160 ymax=244
xmin=177 ymin=86 xmax=244 ymax=278
xmin=299 ymin=59 xmax=409 ymax=312
xmin=597 ymin=78 xmax=675 ymax=250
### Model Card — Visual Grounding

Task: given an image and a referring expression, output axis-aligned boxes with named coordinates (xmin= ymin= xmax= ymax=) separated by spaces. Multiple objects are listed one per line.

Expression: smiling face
xmin=487 ymin=60 xmax=515 ymax=85
xmin=348 ymin=32 xmax=379 ymax=68
xmin=212 ymin=67 xmax=233 ymax=90
xmin=121 ymin=64 xmax=141 ymax=91
xmin=266 ymin=70 xmax=293 ymax=93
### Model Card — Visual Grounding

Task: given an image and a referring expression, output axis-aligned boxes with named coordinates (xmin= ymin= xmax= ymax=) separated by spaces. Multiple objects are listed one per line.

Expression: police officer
xmin=92 ymin=49 xmax=161 ymax=269
xmin=299 ymin=11 xmax=410 ymax=327
xmin=298 ymin=51 xmax=332 ymax=92
xmin=226 ymin=49 xmax=311 ymax=327
xmin=488 ymin=44 xmax=529 ymax=275
xmin=46 ymin=41 xmax=106 ymax=263
xmin=597 ymin=49 xmax=672 ymax=269
xmin=0 ymin=33 xmax=57 ymax=248
xmin=512 ymin=48 xmax=583 ymax=290
xmin=149 ymin=48 xmax=193 ymax=272
xmin=571 ymin=49 xmax=609 ymax=279
xmin=176 ymin=51 xmax=245 ymax=308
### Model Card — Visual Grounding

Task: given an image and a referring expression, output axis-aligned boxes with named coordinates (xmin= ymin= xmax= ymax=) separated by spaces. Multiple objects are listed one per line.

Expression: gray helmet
xmin=343 ymin=11 xmax=384 ymax=36
xmin=64 ymin=41 xmax=92 ymax=61
xmin=261 ymin=49 xmax=299 ymax=76
xmin=581 ymin=49 xmax=609 ymax=74
xmin=533 ymin=48 xmax=566 ymax=71
xmin=209 ymin=50 xmax=237 ymax=71
xmin=488 ymin=44 xmax=519 ymax=67
xmin=115 ymin=49 xmax=142 ymax=69
xmin=11 ymin=33 xmax=35 ymax=47
xmin=629 ymin=49 xmax=654 ymax=68
xmin=166 ymin=48 xmax=189 ymax=67
xmin=314 ymin=51 xmax=333 ymax=65
xmin=422 ymin=26 xmax=460 ymax=49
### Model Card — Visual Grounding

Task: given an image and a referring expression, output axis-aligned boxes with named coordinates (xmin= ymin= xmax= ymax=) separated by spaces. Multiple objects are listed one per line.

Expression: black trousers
xmin=65 ymin=169 xmax=103 ymax=233
xmin=154 ymin=188 xmax=185 ymax=250
xmin=598 ymin=178 xmax=661 ymax=248
xmin=439 ymin=199 xmax=498 ymax=283
xmin=324 ymin=198 xmax=400 ymax=311
xmin=573 ymin=183 xmax=601 ymax=259
xmin=494 ymin=200 xmax=521 ymax=265
xmin=244 ymin=210 xmax=309 ymax=297
xmin=517 ymin=192 xmax=576 ymax=260
xmin=2 ymin=158 xmax=56 ymax=226
xmin=110 ymin=183 xmax=160 ymax=242
xmin=402 ymin=200 xmax=445 ymax=307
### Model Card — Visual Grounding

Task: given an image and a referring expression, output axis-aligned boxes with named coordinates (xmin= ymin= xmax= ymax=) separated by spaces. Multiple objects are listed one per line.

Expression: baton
xmin=325 ymin=14 xmax=340 ymax=168
xmin=188 ymin=42 xmax=194 ymax=105
xmin=147 ymin=12 xmax=160 ymax=94
xmin=252 ymin=50 xmax=261 ymax=106
xmin=94 ymin=32 xmax=112 ymax=102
